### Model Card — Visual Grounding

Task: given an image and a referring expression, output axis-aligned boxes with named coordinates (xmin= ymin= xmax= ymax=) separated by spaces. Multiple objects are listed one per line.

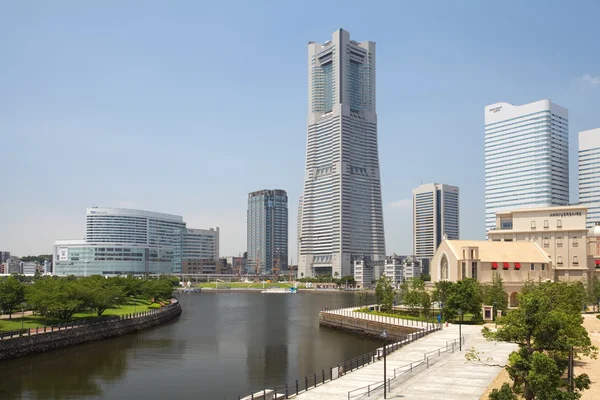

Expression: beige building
xmin=431 ymin=240 xmax=552 ymax=306
xmin=488 ymin=205 xmax=590 ymax=282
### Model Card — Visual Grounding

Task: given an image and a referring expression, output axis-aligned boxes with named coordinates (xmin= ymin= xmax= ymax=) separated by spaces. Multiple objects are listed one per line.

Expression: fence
xmin=0 ymin=301 xmax=179 ymax=341
xmin=347 ymin=335 xmax=466 ymax=399
xmin=320 ymin=306 xmax=437 ymax=331
xmin=228 ymin=313 xmax=441 ymax=400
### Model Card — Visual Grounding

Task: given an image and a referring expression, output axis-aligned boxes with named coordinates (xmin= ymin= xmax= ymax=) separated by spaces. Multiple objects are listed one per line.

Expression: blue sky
xmin=1 ymin=1 xmax=600 ymax=259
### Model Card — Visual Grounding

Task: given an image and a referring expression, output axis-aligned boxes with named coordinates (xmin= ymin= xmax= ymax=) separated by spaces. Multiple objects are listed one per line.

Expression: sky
xmin=1 ymin=1 xmax=600 ymax=260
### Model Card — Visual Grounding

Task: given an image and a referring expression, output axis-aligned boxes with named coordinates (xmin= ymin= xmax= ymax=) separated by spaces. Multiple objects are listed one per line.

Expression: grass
xmin=0 ymin=298 xmax=160 ymax=333
xmin=354 ymin=308 xmax=484 ymax=324
xmin=197 ymin=282 xmax=306 ymax=289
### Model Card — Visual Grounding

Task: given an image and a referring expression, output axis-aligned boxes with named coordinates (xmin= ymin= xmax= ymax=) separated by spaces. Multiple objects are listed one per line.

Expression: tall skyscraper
xmin=579 ymin=128 xmax=600 ymax=227
xmin=413 ymin=183 xmax=459 ymax=274
xmin=298 ymin=29 xmax=385 ymax=278
xmin=247 ymin=189 xmax=288 ymax=274
xmin=297 ymin=195 xmax=303 ymax=266
xmin=485 ymin=100 xmax=569 ymax=232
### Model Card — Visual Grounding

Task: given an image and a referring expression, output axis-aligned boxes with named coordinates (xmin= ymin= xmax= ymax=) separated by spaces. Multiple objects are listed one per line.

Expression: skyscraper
xmin=247 ymin=189 xmax=288 ymax=274
xmin=298 ymin=29 xmax=385 ymax=278
xmin=413 ymin=183 xmax=459 ymax=274
xmin=579 ymin=128 xmax=600 ymax=227
xmin=297 ymin=195 xmax=303 ymax=266
xmin=484 ymin=100 xmax=569 ymax=232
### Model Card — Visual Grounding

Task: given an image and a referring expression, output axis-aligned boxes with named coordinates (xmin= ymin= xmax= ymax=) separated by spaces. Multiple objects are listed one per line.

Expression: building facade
xmin=383 ymin=255 xmax=421 ymax=285
xmin=431 ymin=240 xmax=552 ymax=306
xmin=354 ymin=260 xmax=384 ymax=287
xmin=413 ymin=183 xmax=459 ymax=275
xmin=485 ymin=100 xmax=569 ymax=232
xmin=0 ymin=251 xmax=10 ymax=264
xmin=247 ymin=189 xmax=288 ymax=274
xmin=488 ymin=205 xmax=589 ymax=282
xmin=54 ymin=207 xmax=213 ymax=276
xmin=579 ymin=128 xmax=600 ymax=228
xmin=298 ymin=28 xmax=386 ymax=278
xmin=297 ymin=195 xmax=303 ymax=266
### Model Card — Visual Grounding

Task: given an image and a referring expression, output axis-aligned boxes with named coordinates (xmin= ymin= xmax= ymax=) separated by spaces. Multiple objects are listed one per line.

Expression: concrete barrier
xmin=0 ymin=301 xmax=182 ymax=361
xmin=319 ymin=312 xmax=420 ymax=340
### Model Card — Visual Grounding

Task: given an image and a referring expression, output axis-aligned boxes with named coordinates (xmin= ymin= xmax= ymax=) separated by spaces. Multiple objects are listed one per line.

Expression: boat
xmin=261 ymin=287 xmax=297 ymax=294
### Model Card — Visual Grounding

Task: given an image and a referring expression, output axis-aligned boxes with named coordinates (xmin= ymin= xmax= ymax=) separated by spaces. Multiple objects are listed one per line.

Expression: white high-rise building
xmin=298 ymin=29 xmax=385 ymax=278
xmin=297 ymin=195 xmax=303 ymax=266
xmin=579 ymin=128 xmax=600 ymax=227
xmin=413 ymin=183 xmax=459 ymax=273
xmin=485 ymin=100 xmax=569 ymax=232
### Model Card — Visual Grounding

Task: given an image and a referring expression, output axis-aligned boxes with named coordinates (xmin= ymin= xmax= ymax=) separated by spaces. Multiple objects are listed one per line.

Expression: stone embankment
xmin=0 ymin=300 xmax=182 ymax=360
xmin=319 ymin=306 xmax=436 ymax=340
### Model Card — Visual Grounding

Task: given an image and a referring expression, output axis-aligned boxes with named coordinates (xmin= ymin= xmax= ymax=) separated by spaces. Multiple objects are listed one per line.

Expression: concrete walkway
xmin=578 ymin=314 xmax=600 ymax=400
xmin=292 ymin=324 xmax=515 ymax=400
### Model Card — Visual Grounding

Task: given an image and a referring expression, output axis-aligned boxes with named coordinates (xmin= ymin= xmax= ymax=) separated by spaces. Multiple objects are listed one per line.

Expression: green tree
xmin=375 ymin=276 xmax=395 ymax=312
xmin=483 ymin=281 xmax=597 ymax=400
xmin=0 ymin=276 xmax=25 ymax=319
xmin=420 ymin=273 xmax=431 ymax=282
xmin=591 ymin=277 xmax=600 ymax=312
xmin=482 ymin=273 xmax=508 ymax=318
xmin=445 ymin=278 xmax=483 ymax=321
xmin=82 ymin=277 xmax=126 ymax=316
xmin=142 ymin=279 xmax=174 ymax=303
xmin=488 ymin=383 xmax=517 ymax=400
xmin=26 ymin=278 xmax=86 ymax=320
xmin=357 ymin=291 xmax=366 ymax=308
xmin=341 ymin=275 xmax=356 ymax=285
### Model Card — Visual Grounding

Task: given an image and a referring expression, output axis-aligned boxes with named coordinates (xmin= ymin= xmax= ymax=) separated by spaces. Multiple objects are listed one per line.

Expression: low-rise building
xmin=431 ymin=240 xmax=552 ymax=306
xmin=383 ymin=255 xmax=421 ymax=285
xmin=488 ymin=205 xmax=589 ymax=282
xmin=354 ymin=260 xmax=384 ymax=287
xmin=21 ymin=262 xmax=40 ymax=275
xmin=0 ymin=251 xmax=10 ymax=264
xmin=182 ymin=260 xmax=220 ymax=274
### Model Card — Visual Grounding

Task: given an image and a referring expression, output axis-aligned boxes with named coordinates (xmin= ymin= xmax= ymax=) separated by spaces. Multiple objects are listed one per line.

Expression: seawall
xmin=319 ymin=311 xmax=422 ymax=340
xmin=0 ymin=301 xmax=182 ymax=361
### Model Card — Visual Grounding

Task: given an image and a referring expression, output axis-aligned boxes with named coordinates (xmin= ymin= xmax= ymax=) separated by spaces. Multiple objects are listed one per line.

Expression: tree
xmin=0 ymin=276 xmax=25 ymax=319
xmin=591 ymin=277 xmax=600 ymax=312
xmin=432 ymin=280 xmax=454 ymax=320
xmin=357 ymin=291 xmax=366 ymax=308
xmin=420 ymin=273 xmax=431 ymax=282
xmin=142 ymin=279 xmax=174 ymax=303
xmin=488 ymin=383 xmax=517 ymax=400
xmin=375 ymin=276 xmax=395 ymax=312
xmin=483 ymin=281 xmax=597 ymax=400
xmin=26 ymin=278 xmax=87 ymax=320
xmin=341 ymin=275 xmax=356 ymax=285
xmin=82 ymin=277 xmax=126 ymax=316
xmin=445 ymin=278 xmax=483 ymax=321
xmin=482 ymin=273 xmax=508 ymax=318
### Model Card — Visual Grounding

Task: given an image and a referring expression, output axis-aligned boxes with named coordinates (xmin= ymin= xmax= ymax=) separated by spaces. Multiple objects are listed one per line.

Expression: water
xmin=0 ymin=292 xmax=381 ymax=400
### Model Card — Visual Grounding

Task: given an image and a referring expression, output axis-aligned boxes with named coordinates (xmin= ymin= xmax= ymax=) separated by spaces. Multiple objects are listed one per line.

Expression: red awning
xmin=503 ymin=262 xmax=510 ymax=269
xmin=515 ymin=262 xmax=521 ymax=269
xmin=595 ymin=260 xmax=600 ymax=266
xmin=491 ymin=262 xmax=498 ymax=269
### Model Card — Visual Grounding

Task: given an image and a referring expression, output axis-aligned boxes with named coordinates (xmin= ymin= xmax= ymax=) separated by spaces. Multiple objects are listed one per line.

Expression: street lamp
xmin=381 ymin=329 xmax=388 ymax=399
xmin=21 ymin=307 xmax=25 ymax=331
xmin=457 ymin=309 xmax=463 ymax=351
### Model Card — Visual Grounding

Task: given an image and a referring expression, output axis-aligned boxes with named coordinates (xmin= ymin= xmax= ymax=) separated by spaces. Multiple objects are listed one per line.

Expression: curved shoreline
xmin=0 ymin=301 xmax=182 ymax=361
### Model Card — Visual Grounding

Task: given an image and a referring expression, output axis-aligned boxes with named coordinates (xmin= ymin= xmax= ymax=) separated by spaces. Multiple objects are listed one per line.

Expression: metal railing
xmin=347 ymin=336 xmax=465 ymax=399
xmin=320 ymin=306 xmax=438 ymax=331
xmin=0 ymin=300 xmax=179 ymax=341
xmin=228 ymin=315 xmax=442 ymax=400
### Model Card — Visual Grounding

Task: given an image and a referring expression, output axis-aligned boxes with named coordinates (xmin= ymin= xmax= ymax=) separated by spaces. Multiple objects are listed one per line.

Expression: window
xmin=543 ymin=238 xmax=550 ymax=248
xmin=573 ymin=237 xmax=579 ymax=247
xmin=504 ymin=238 xmax=513 ymax=242
xmin=471 ymin=262 xmax=478 ymax=280
xmin=531 ymin=221 xmax=536 ymax=229
xmin=544 ymin=220 xmax=549 ymax=228
xmin=462 ymin=262 xmax=466 ymax=279
xmin=573 ymin=256 xmax=579 ymax=265
xmin=542 ymin=264 xmax=546 ymax=271
xmin=471 ymin=249 xmax=475 ymax=259
xmin=557 ymin=219 xmax=562 ymax=228
xmin=530 ymin=263 xmax=535 ymax=271
xmin=557 ymin=237 xmax=563 ymax=247
xmin=557 ymin=256 xmax=563 ymax=265
xmin=441 ymin=255 xmax=448 ymax=280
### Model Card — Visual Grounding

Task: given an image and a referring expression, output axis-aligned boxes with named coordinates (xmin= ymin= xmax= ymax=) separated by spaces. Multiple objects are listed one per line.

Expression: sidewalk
xmin=292 ymin=324 xmax=515 ymax=400
xmin=0 ymin=311 xmax=33 ymax=320
xmin=578 ymin=314 xmax=600 ymax=400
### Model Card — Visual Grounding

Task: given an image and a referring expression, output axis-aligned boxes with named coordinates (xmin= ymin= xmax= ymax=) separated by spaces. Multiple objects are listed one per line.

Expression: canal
xmin=0 ymin=291 xmax=381 ymax=399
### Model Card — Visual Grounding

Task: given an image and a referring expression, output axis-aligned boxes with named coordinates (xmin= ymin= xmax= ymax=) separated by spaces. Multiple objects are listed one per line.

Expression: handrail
xmin=347 ymin=335 xmax=465 ymax=399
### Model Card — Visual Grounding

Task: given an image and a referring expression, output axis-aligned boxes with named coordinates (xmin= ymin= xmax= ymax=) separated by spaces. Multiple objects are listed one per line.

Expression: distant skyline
xmin=1 ymin=1 xmax=600 ymax=259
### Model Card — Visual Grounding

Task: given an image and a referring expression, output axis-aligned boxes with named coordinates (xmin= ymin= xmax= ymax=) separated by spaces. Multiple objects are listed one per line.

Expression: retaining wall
xmin=0 ymin=301 xmax=182 ymax=360
xmin=319 ymin=312 xmax=420 ymax=340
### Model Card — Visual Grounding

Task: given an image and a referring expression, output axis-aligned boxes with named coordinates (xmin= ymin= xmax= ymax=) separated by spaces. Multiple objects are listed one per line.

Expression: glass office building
xmin=54 ymin=207 xmax=218 ymax=276
xmin=579 ymin=128 xmax=600 ymax=227
xmin=247 ymin=189 xmax=288 ymax=274
xmin=485 ymin=100 xmax=569 ymax=233
xmin=298 ymin=29 xmax=386 ymax=278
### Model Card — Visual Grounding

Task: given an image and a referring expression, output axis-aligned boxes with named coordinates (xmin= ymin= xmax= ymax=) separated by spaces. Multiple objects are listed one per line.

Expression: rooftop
xmin=444 ymin=240 xmax=551 ymax=264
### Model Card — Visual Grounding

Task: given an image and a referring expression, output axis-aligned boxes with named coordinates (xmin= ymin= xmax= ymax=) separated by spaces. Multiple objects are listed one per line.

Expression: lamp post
xmin=381 ymin=329 xmax=388 ymax=399
xmin=21 ymin=307 xmax=24 ymax=331
xmin=457 ymin=309 xmax=463 ymax=351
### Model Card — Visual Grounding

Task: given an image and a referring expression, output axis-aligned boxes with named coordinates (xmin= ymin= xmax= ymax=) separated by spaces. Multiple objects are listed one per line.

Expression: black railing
xmin=0 ymin=300 xmax=179 ymax=341
xmin=228 ymin=312 xmax=442 ymax=400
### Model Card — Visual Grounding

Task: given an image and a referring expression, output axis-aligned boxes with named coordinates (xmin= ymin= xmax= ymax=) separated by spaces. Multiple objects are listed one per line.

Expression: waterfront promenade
xmin=291 ymin=323 xmax=516 ymax=400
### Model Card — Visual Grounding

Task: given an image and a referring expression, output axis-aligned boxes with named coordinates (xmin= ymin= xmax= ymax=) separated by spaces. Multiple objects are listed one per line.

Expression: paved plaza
xmin=292 ymin=323 xmax=516 ymax=400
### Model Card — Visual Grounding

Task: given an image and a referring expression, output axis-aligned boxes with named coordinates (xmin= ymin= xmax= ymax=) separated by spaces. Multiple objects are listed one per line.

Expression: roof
xmin=443 ymin=240 xmax=551 ymax=264
xmin=495 ymin=205 xmax=587 ymax=215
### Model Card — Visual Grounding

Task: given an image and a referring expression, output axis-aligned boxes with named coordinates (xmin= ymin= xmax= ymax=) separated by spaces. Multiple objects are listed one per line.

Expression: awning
xmin=515 ymin=262 xmax=521 ymax=269
xmin=491 ymin=262 xmax=498 ymax=269
xmin=503 ymin=262 xmax=510 ymax=269
xmin=595 ymin=260 xmax=600 ymax=266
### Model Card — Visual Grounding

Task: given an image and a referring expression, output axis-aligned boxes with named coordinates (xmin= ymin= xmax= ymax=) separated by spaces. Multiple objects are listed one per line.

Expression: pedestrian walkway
xmin=322 ymin=306 xmax=437 ymax=331
xmin=291 ymin=324 xmax=515 ymax=400
xmin=578 ymin=313 xmax=600 ymax=400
